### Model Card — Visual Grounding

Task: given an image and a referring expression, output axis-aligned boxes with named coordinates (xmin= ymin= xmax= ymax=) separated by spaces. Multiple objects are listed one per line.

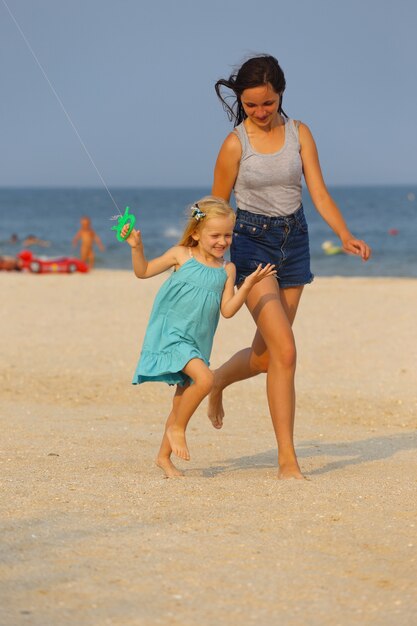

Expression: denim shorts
xmin=231 ymin=205 xmax=314 ymax=288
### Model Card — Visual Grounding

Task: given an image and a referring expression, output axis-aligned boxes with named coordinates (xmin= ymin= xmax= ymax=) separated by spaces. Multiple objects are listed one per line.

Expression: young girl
xmin=122 ymin=196 xmax=275 ymax=478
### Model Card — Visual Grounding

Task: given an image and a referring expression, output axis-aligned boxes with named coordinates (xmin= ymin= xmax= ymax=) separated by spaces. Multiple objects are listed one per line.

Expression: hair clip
xmin=191 ymin=204 xmax=206 ymax=221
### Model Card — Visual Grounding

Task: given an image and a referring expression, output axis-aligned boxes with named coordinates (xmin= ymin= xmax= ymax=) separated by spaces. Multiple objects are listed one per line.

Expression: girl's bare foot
xmin=155 ymin=456 xmax=185 ymax=478
xmin=207 ymin=385 xmax=225 ymax=429
xmin=166 ymin=425 xmax=190 ymax=461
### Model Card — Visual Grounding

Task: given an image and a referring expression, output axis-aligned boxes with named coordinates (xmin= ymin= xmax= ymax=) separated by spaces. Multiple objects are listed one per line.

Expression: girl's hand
xmin=341 ymin=235 xmax=371 ymax=261
xmin=243 ymin=263 xmax=277 ymax=289
xmin=122 ymin=225 xmax=142 ymax=249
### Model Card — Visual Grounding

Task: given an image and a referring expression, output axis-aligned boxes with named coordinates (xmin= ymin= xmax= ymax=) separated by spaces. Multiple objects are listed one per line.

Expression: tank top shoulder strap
xmin=290 ymin=118 xmax=300 ymax=134
xmin=287 ymin=118 xmax=301 ymax=147
xmin=233 ymin=122 xmax=250 ymax=157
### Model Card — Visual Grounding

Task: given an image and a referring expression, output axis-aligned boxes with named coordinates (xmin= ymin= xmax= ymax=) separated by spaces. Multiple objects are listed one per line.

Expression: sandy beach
xmin=1 ymin=270 xmax=416 ymax=626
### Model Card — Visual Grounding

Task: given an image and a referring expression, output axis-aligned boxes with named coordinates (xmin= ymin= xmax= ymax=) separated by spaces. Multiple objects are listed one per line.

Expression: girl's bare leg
xmin=208 ymin=286 xmax=303 ymax=429
xmin=155 ymin=384 xmax=188 ymax=478
xmin=166 ymin=359 xmax=214 ymax=461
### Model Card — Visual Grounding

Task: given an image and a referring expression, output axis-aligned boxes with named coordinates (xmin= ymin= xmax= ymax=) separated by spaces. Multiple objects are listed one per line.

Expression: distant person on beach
xmin=0 ymin=255 xmax=22 ymax=271
xmin=23 ymin=234 xmax=50 ymax=247
xmin=208 ymin=54 xmax=371 ymax=479
xmin=72 ymin=216 xmax=105 ymax=269
xmin=122 ymin=196 xmax=276 ymax=478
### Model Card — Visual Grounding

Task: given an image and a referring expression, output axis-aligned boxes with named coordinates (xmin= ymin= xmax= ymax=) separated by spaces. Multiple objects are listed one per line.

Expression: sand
xmin=1 ymin=270 xmax=416 ymax=626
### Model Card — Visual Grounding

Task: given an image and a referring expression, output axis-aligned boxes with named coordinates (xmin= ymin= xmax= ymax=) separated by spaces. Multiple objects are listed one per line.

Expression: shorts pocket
xmin=235 ymin=219 xmax=265 ymax=239
xmin=295 ymin=211 xmax=309 ymax=233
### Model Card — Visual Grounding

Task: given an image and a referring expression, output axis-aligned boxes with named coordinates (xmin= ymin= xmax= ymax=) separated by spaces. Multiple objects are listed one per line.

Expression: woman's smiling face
xmin=240 ymin=83 xmax=281 ymax=128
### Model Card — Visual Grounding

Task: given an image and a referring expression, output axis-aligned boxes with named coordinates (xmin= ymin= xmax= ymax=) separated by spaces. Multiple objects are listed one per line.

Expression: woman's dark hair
xmin=215 ymin=54 xmax=287 ymax=126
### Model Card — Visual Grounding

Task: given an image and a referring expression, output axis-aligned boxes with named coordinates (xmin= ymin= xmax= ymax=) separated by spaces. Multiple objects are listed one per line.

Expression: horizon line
xmin=1 ymin=182 xmax=416 ymax=190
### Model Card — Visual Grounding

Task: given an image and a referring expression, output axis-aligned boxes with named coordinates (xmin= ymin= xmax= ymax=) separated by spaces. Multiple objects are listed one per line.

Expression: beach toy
xmin=17 ymin=250 xmax=88 ymax=273
xmin=321 ymin=240 xmax=343 ymax=255
xmin=111 ymin=206 xmax=136 ymax=242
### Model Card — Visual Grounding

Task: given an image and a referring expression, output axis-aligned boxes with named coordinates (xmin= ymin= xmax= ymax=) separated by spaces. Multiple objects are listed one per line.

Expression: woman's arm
xmin=212 ymin=132 xmax=242 ymax=200
xmin=121 ymin=225 xmax=185 ymax=278
xmin=299 ymin=123 xmax=371 ymax=260
xmin=220 ymin=263 xmax=276 ymax=318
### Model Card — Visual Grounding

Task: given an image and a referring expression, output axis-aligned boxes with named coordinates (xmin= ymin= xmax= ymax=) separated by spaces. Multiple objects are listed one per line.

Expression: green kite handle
xmin=111 ymin=206 xmax=136 ymax=242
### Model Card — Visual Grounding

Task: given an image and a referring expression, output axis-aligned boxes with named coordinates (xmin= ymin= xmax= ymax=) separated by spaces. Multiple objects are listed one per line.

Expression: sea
xmin=1 ymin=186 xmax=416 ymax=277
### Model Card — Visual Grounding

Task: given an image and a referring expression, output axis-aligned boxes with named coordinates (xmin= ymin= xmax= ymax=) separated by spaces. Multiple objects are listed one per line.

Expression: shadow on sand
xmin=195 ymin=431 xmax=417 ymax=477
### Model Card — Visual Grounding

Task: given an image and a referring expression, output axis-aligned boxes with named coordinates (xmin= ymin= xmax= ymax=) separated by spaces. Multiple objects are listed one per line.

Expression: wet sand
xmin=1 ymin=271 xmax=416 ymax=625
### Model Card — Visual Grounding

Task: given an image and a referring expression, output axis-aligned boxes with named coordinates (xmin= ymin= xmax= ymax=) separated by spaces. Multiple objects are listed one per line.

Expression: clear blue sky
xmin=1 ymin=0 xmax=416 ymax=187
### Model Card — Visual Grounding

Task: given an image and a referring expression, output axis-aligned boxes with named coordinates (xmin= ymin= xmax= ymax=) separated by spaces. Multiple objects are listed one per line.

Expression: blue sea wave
xmin=1 ymin=186 xmax=416 ymax=277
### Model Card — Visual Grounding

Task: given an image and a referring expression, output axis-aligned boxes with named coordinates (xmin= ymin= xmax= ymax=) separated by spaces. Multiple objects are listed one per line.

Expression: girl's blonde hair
xmin=178 ymin=196 xmax=235 ymax=247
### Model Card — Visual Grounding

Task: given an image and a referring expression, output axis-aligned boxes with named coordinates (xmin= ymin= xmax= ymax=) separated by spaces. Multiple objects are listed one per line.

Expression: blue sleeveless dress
xmin=132 ymin=256 xmax=227 ymax=386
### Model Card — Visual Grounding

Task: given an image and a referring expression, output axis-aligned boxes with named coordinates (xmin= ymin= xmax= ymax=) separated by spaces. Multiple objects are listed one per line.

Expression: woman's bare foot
xmin=207 ymin=385 xmax=225 ymax=429
xmin=155 ymin=456 xmax=185 ymax=478
xmin=277 ymin=460 xmax=306 ymax=480
xmin=166 ymin=425 xmax=190 ymax=461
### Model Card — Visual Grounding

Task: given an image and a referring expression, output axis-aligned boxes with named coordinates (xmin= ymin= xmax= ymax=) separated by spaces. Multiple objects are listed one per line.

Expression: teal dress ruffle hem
xmin=132 ymin=257 xmax=227 ymax=386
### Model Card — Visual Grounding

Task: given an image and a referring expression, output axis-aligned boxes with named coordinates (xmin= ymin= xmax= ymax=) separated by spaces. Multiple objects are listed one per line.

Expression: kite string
xmin=2 ymin=0 xmax=122 ymax=217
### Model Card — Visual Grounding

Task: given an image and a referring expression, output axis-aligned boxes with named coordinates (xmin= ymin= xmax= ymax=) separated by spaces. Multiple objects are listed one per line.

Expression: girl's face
xmin=193 ymin=215 xmax=234 ymax=260
xmin=240 ymin=83 xmax=280 ymax=128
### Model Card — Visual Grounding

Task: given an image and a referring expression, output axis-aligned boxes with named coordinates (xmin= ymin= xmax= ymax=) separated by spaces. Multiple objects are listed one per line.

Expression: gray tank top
xmin=233 ymin=118 xmax=302 ymax=217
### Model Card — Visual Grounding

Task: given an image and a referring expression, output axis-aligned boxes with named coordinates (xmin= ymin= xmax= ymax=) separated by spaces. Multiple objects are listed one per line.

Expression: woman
xmin=208 ymin=54 xmax=371 ymax=479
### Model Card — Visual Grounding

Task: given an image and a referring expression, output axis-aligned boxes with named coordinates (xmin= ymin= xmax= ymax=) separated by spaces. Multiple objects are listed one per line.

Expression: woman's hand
xmin=243 ymin=263 xmax=277 ymax=289
xmin=299 ymin=123 xmax=372 ymax=263
xmin=122 ymin=225 xmax=142 ymax=249
xmin=341 ymin=234 xmax=371 ymax=261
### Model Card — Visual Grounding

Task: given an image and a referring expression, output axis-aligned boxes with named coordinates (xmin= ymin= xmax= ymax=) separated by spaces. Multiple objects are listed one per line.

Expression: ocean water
xmin=0 ymin=186 xmax=416 ymax=277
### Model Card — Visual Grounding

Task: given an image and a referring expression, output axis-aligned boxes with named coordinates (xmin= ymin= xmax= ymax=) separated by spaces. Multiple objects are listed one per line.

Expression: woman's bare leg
xmin=207 ymin=339 xmax=264 ymax=428
xmin=166 ymin=359 xmax=214 ymax=461
xmin=245 ymin=279 xmax=304 ymax=478
xmin=208 ymin=285 xmax=303 ymax=429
